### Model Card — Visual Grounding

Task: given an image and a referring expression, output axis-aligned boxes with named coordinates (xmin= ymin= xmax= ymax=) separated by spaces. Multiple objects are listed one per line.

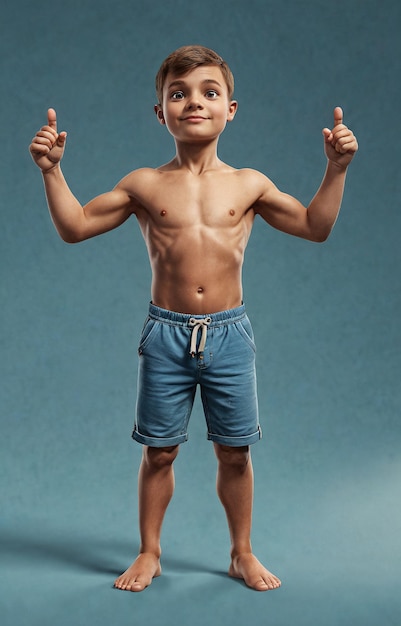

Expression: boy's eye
xmin=206 ymin=90 xmax=218 ymax=99
xmin=171 ymin=91 xmax=185 ymax=100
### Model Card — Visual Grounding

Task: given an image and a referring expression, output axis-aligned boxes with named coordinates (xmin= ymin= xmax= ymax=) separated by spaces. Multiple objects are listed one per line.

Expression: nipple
xmin=160 ymin=210 xmax=167 ymax=217
xmin=229 ymin=209 xmax=235 ymax=216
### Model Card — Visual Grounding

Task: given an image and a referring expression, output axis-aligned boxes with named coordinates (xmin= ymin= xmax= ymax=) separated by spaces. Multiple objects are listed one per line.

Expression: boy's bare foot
xmin=114 ymin=553 xmax=162 ymax=592
xmin=229 ymin=553 xmax=281 ymax=591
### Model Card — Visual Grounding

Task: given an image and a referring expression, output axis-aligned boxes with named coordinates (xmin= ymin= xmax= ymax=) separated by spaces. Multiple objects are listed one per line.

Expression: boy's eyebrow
xmin=201 ymin=79 xmax=223 ymax=88
xmin=167 ymin=78 xmax=223 ymax=90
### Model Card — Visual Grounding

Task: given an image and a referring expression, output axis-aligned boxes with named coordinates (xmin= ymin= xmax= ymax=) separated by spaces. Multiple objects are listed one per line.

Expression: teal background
xmin=1 ymin=0 xmax=400 ymax=624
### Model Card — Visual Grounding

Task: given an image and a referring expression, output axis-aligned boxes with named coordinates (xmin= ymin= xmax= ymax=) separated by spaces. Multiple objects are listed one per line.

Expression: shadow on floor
xmin=0 ymin=525 xmax=231 ymax=582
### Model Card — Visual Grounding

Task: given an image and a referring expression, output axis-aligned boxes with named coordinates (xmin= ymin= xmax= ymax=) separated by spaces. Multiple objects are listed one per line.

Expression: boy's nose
xmin=186 ymin=95 xmax=203 ymax=110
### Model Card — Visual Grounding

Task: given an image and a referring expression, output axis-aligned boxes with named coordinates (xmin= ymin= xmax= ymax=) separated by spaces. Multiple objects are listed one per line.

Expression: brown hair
xmin=155 ymin=45 xmax=235 ymax=104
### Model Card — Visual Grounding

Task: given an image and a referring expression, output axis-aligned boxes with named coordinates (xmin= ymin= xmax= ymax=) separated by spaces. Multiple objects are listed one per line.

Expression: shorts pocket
xmin=235 ymin=316 xmax=256 ymax=352
xmin=138 ymin=317 xmax=159 ymax=353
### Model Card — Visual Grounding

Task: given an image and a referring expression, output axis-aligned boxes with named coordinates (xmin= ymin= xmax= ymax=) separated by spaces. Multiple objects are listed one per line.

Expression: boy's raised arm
xmin=29 ymin=109 xmax=133 ymax=243
xmin=305 ymin=106 xmax=358 ymax=240
xmin=254 ymin=107 xmax=358 ymax=242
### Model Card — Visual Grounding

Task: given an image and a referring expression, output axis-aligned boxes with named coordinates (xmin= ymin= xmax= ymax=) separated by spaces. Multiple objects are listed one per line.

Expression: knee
xmin=143 ymin=445 xmax=179 ymax=471
xmin=214 ymin=444 xmax=250 ymax=471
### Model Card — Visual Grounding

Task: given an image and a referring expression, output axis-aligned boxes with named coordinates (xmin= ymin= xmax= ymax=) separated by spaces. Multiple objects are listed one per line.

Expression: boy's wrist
xmin=41 ymin=163 xmax=62 ymax=177
xmin=326 ymin=159 xmax=348 ymax=174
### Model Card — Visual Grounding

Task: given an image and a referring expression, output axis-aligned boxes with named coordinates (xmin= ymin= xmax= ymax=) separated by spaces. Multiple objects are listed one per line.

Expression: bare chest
xmin=140 ymin=176 xmax=255 ymax=229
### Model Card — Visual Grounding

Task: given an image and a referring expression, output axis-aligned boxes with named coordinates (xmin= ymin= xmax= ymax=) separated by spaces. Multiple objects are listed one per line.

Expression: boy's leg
xmin=114 ymin=444 xmax=179 ymax=592
xmin=214 ymin=443 xmax=281 ymax=591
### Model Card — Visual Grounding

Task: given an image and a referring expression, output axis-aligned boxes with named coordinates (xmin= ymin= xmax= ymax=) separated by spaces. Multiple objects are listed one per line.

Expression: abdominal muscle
xmin=152 ymin=268 xmax=243 ymax=314
xmin=147 ymin=223 xmax=246 ymax=315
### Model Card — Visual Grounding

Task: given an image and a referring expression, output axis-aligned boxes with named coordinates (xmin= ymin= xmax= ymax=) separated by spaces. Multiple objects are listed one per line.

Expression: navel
xmin=197 ymin=287 xmax=204 ymax=294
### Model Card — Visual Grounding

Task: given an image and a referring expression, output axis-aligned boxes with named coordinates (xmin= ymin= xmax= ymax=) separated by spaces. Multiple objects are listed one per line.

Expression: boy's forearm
xmin=41 ymin=166 xmax=85 ymax=243
xmin=307 ymin=161 xmax=348 ymax=242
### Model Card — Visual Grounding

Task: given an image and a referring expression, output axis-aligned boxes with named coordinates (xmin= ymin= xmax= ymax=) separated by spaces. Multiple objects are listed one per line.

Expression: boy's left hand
xmin=323 ymin=107 xmax=358 ymax=168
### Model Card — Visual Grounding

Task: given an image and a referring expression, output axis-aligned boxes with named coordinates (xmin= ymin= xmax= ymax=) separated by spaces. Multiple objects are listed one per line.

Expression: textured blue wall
xmin=1 ymin=1 xmax=400 ymax=624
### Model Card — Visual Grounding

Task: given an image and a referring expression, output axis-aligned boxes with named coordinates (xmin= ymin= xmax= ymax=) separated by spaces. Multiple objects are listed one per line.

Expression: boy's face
xmin=155 ymin=65 xmax=237 ymax=143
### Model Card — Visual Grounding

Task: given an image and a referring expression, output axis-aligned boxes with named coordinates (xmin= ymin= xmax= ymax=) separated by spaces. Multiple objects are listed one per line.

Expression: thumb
xmin=47 ymin=107 xmax=58 ymax=131
xmin=333 ymin=106 xmax=343 ymax=127
xmin=48 ymin=108 xmax=67 ymax=147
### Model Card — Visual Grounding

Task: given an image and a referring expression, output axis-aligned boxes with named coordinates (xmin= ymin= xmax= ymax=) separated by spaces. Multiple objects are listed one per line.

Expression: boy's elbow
xmin=62 ymin=235 xmax=80 ymax=244
xmin=306 ymin=214 xmax=335 ymax=243
xmin=312 ymin=231 xmax=330 ymax=243
xmin=308 ymin=225 xmax=333 ymax=243
xmin=59 ymin=228 xmax=85 ymax=244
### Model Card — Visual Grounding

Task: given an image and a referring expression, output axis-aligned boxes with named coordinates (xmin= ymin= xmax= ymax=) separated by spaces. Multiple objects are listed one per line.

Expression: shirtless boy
xmin=29 ymin=45 xmax=358 ymax=592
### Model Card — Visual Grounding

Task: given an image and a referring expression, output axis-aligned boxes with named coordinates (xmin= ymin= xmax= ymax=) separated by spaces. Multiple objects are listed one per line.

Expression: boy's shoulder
xmin=223 ymin=166 xmax=275 ymax=193
xmin=233 ymin=166 xmax=271 ymax=182
xmin=116 ymin=167 xmax=161 ymax=192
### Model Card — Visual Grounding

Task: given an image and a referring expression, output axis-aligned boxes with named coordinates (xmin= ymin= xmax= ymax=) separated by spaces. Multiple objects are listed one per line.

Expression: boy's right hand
xmin=29 ymin=108 xmax=67 ymax=172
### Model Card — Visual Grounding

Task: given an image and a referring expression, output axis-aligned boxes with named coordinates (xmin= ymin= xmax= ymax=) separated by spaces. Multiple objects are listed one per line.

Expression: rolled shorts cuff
xmin=207 ymin=425 xmax=262 ymax=447
xmin=132 ymin=426 xmax=188 ymax=447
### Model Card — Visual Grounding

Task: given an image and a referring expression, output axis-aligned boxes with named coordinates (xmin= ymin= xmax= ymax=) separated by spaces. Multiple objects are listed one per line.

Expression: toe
xmin=114 ymin=578 xmax=122 ymax=589
xmin=126 ymin=581 xmax=142 ymax=592
xmin=252 ymin=573 xmax=281 ymax=591
xmin=126 ymin=575 xmax=150 ymax=592
xmin=254 ymin=579 xmax=270 ymax=591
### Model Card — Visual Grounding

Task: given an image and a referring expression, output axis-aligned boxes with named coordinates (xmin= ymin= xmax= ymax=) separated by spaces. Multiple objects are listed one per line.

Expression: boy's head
xmin=155 ymin=45 xmax=234 ymax=104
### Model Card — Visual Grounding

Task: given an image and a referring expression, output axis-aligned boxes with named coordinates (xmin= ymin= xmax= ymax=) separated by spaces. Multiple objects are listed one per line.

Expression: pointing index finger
xmin=47 ymin=108 xmax=57 ymax=131
xmin=334 ymin=106 xmax=343 ymax=127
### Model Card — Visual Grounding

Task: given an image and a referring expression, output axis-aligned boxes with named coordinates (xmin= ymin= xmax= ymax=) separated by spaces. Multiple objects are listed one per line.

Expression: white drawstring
xmin=189 ymin=317 xmax=211 ymax=356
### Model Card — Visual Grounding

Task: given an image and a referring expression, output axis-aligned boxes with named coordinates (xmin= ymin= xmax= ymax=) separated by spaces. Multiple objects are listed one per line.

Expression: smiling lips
xmin=181 ymin=115 xmax=208 ymax=121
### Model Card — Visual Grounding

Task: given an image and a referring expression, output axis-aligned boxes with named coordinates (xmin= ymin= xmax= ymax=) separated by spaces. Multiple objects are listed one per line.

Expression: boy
xmin=29 ymin=45 xmax=358 ymax=592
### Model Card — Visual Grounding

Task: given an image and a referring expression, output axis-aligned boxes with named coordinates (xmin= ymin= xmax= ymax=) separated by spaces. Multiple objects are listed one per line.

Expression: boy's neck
xmin=169 ymin=139 xmax=224 ymax=174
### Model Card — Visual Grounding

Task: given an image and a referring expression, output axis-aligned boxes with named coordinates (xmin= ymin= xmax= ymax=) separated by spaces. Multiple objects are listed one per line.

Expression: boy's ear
xmin=227 ymin=100 xmax=238 ymax=122
xmin=154 ymin=104 xmax=165 ymax=125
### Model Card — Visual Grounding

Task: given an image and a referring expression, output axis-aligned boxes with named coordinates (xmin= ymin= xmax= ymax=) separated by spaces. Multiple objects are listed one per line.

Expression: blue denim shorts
xmin=132 ymin=303 xmax=262 ymax=448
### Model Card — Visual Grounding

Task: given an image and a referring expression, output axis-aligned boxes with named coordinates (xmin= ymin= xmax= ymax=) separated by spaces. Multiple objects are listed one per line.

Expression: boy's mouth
xmin=181 ymin=115 xmax=208 ymax=121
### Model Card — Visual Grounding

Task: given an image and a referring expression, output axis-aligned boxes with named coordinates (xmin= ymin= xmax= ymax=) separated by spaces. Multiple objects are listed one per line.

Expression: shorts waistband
xmin=148 ymin=302 xmax=247 ymax=328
